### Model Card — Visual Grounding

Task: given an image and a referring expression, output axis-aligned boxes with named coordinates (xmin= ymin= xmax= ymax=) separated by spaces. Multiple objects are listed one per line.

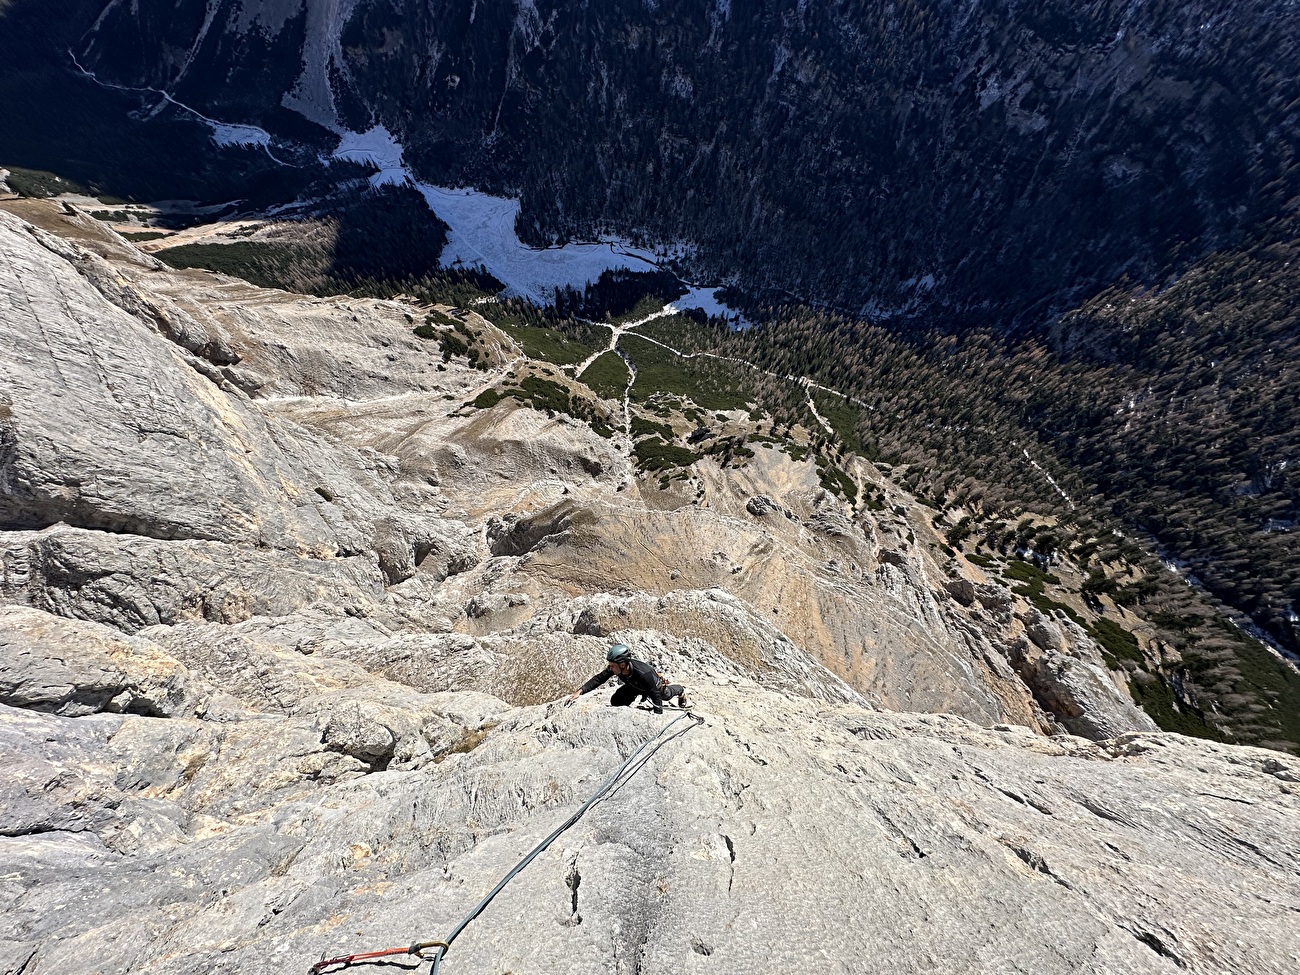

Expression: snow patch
xmin=209 ymin=122 xmax=274 ymax=150
xmin=419 ymin=182 xmax=665 ymax=304
xmin=333 ymin=126 xmax=407 ymax=179
xmin=332 ymin=127 xmax=741 ymax=317
xmin=231 ymin=0 xmax=303 ymax=34
xmin=671 ymin=286 xmax=738 ymax=321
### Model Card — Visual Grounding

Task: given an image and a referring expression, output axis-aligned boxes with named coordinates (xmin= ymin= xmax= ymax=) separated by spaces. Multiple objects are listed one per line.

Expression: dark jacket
xmin=580 ymin=659 xmax=666 ymax=707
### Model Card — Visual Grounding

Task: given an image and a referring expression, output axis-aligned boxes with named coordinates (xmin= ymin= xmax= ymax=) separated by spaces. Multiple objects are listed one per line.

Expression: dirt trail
xmin=572 ymin=305 xmax=678 ymax=375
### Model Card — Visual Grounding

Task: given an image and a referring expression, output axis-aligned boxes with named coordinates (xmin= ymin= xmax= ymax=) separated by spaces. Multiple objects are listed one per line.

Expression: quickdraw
xmin=311 ymin=940 xmax=448 ymax=975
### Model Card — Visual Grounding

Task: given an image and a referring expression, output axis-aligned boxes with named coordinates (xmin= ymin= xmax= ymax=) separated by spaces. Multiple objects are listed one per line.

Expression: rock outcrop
xmin=1008 ymin=608 xmax=1157 ymax=741
xmin=2 ymin=201 xmax=1296 ymax=975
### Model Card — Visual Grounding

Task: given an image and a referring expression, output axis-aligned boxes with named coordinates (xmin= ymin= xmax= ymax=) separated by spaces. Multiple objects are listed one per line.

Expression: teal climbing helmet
xmin=606 ymin=643 xmax=632 ymax=663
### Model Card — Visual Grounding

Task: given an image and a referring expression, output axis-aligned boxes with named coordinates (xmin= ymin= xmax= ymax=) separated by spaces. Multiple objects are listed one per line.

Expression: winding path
xmin=577 ymin=304 xmax=1075 ymax=509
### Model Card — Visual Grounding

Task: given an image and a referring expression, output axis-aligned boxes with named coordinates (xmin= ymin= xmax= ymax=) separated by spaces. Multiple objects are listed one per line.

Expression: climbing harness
xmin=309 ymin=710 xmax=703 ymax=975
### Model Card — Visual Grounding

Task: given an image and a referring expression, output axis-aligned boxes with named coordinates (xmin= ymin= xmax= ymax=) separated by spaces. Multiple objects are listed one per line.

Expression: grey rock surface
xmin=2 ymin=526 xmax=385 ymax=633
xmin=1009 ymin=610 xmax=1159 ymax=741
xmin=0 ymin=211 xmax=333 ymax=549
xmin=0 ymin=606 xmax=203 ymax=717
xmin=2 ymin=682 xmax=1297 ymax=975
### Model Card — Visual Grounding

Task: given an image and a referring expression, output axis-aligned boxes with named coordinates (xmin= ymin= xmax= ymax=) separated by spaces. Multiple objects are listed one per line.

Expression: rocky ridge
xmin=2 ymin=201 xmax=1298 ymax=974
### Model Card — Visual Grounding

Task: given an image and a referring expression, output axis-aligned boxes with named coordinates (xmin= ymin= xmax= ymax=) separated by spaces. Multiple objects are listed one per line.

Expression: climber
xmin=567 ymin=643 xmax=689 ymax=714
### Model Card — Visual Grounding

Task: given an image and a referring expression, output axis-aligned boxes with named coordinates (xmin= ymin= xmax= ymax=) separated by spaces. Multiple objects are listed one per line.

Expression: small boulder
xmin=1024 ymin=610 xmax=1068 ymax=654
xmin=945 ymin=578 xmax=977 ymax=606
xmin=320 ymin=702 xmax=397 ymax=767
xmin=572 ymin=607 xmax=607 ymax=636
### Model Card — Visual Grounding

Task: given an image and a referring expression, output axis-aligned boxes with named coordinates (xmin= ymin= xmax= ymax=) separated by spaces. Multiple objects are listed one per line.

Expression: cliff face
xmin=45 ymin=0 xmax=1300 ymax=324
xmin=6 ymin=647 xmax=1299 ymax=975
xmin=0 ymin=200 xmax=1152 ymax=736
xmin=2 ymin=200 xmax=1298 ymax=974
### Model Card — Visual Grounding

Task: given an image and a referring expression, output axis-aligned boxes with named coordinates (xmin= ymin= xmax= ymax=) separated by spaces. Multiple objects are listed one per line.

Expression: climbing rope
xmin=310 ymin=710 xmax=703 ymax=975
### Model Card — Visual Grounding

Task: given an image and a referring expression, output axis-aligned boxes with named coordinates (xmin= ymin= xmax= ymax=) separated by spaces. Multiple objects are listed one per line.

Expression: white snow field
xmin=333 ymin=127 xmax=740 ymax=319
xmin=209 ymin=122 xmax=276 ymax=151
xmin=670 ymin=284 xmax=739 ymax=319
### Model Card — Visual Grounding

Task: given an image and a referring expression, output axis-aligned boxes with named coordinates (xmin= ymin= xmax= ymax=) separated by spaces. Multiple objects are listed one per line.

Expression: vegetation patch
xmin=425 ymin=309 xmax=460 ymax=328
xmin=1001 ymin=559 xmax=1081 ymax=622
xmin=157 ymin=241 xmax=311 ymax=289
xmin=1088 ymin=618 xmax=1143 ymax=666
xmin=1205 ymin=621 xmax=1300 ymax=750
xmin=945 ymin=516 xmax=975 ymax=547
xmin=496 ymin=322 xmax=600 ymax=365
xmin=621 ymin=334 xmax=755 ymax=412
xmin=3 ymin=165 xmax=88 ymax=197
xmin=703 ymin=436 xmax=756 ymax=467
xmin=781 ymin=442 xmax=810 ymax=463
xmin=476 ymin=299 xmax=606 ymax=364
xmin=634 ymin=438 xmax=699 ymax=472
xmin=471 ymin=375 xmax=613 ymax=437
xmin=637 ymin=313 xmax=727 ymax=350
xmin=554 ymin=268 xmax=685 ymax=322
xmin=471 ymin=388 xmax=505 ymax=410
xmin=440 ymin=330 xmax=472 ymax=363
xmin=1128 ymin=673 xmax=1222 ymax=741
xmin=811 ymin=390 xmax=865 ymax=455
xmin=514 ymin=375 xmax=577 ymax=413
xmin=631 ymin=415 xmax=675 ymax=440
xmin=578 ymin=352 xmax=631 ymax=400
xmin=1003 ymin=560 xmax=1061 ymax=587
xmin=816 ymin=456 xmax=859 ymax=501
xmin=413 ymin=316 xmax=491 ymax=368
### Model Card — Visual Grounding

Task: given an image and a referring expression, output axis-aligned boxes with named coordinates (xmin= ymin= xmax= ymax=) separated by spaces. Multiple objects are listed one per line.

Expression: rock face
xmin=2 ymin=680 xmax=1298 ymax=975
xmin=0 ymin=606 xmax=202 ymax=717
xmin=1 ymin=201 xmax=1297 ymax=974
xmin=2 ymin=525 xmax=386 ymax=632
xmin=0 ymin=200 xmax=1177 ymax=735
xmin=1009 ymin=609 xmax=1158 ymax=741
xmin=1 ymin=214 xmax=330 ymax=548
